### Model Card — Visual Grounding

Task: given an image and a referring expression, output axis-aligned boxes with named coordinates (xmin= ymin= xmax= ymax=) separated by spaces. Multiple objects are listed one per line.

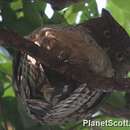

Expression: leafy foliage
xmin=0 ymin=0 xmax=130 ymax=130
xmin=107 ymin=0 xmax=130 ymax=34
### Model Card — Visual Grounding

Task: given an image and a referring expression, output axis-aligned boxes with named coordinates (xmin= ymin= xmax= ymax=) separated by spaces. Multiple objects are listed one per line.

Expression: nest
xmin=12 ymin=27 xmax=105 ymax=125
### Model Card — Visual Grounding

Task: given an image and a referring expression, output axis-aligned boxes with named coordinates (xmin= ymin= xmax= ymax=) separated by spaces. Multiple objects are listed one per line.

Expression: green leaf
xmin=0 ymin=53 xmax=12 ymax=76
xmin=10 ymin=0 xmax=23 ymax=11
xmin=64 ymin=0 xmax=98 ymax=24
xmin=3 ymin=84 xmax=15 ymax=97
xmin=22 ymin=0 xmax=42 ymax=28
xmin=105 ymin=92 xmax=126 ymax=108
xmin=111 ymin=0 xmax=130 ymax=13
xmin=127 ymin=72 xmax=130 ymax=78
xmin=101 ymin=117 xmax=130 ymax=130
xmin=50 ymin=12 xmax=67 ymax=24
xmin=87 ymin=0 xmax=99 ymax=17
xmin=107 ymin=0 xmax=130 ymax=35
xmin=33 ymin=0 xmax=46 ymax=12
xmin=1 ymin=3 xmax=17 ymax=25
xmin=1 ymin=97 xmax=24 ymax=130
xmin=64 ymin=5 xmax=79 ymax=24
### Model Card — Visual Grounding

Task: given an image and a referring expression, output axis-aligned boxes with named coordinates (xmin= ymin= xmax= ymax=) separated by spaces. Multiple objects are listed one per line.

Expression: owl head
xmin=82 ymin=9 xmax=130 ymax=78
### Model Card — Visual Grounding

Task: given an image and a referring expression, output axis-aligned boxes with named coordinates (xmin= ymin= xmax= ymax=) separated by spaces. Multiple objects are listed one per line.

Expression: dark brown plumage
xmin=13 ymin=10 xmax=130 ymax=124
xmin=25 ymin=25 xmax=114 ymax=124
xmin=81 ymin=9 xmax=130 ymax=79
xmin=0 ymin=9 xmax=130 ymax=124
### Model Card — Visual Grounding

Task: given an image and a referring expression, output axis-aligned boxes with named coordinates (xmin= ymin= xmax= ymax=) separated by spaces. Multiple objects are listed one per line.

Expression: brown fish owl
xmin=12 ymin=9 xmax=130 ymax=124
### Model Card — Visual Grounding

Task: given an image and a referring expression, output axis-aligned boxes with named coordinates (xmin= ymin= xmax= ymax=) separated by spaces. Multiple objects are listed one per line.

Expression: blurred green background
xmin=0 ymin=0 xmax=130 ymax=130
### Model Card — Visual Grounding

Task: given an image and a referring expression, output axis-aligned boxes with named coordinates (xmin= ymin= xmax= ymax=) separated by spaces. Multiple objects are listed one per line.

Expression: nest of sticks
xmin=12 ymin=27 xmax=105 ymax=125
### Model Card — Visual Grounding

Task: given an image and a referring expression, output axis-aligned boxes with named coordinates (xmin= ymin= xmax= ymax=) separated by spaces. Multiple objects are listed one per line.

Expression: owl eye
xmin=104 ymin=30 xmax=111 ymax=38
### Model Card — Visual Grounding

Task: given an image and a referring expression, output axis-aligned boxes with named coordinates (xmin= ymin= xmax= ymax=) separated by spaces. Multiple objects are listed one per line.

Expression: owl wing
xmin=12 ymin=26 xmax=114 ymax=124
